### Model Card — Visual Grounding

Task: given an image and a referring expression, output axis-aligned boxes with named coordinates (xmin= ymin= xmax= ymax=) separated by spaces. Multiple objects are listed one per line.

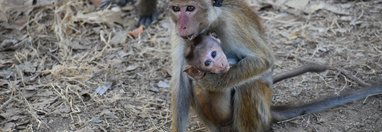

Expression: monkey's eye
xmin=211 ymin=51 xmax=217 ymax=58
xmin=204 ymin=60 xmax=212 ymax=67
xmin=186 ymin=5 xmax=195 ymax=12
xmin=172 ymin=6 xmax=180 ymax=12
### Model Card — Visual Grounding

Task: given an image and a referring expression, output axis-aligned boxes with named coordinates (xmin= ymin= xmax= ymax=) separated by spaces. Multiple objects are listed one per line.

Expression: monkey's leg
xmin=273 ymin=64 xmax=328 ymax=84
xmin=137 ymin=0 xmax=158 ymax=27
xmin=233 ymin=80 xmax=272 ymax=131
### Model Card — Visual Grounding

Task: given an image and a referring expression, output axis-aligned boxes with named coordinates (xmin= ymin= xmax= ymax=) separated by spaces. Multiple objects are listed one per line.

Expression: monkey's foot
xmin=138 ymin=12 xmax=159 ymax=27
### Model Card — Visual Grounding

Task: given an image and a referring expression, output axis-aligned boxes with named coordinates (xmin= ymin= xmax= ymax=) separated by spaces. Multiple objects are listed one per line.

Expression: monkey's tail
xmin=271 ymin=84 xmax=382 ymax=122
xmin=273 ymin=64 xmax=328 ymax=84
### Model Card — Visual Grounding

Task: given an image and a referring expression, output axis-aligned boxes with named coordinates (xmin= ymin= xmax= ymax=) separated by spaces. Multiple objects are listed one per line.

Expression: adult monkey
xmin=170 ymin=0 xmax=274 ymax=131
xmin=168 ymin=0 xmax=382 ymax=132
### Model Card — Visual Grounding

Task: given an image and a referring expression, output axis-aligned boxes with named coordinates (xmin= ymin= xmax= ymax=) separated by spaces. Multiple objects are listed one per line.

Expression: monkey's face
xmin=195 ymin=36 xmax=230 ymax=74
xmin=168 ymin=0 xmax=219 ymax=40
xmin=199 ymin=50 xmax=230 ymax=74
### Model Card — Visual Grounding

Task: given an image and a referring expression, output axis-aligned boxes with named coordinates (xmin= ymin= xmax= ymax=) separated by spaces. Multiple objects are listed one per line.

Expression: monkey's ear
xmin=209 ymin=32 xmax=218 ymax=38
xmin=184 ymin=65 xmax=205 ymax=80
xmin=209 ymin=32 xmax=221 ymax=43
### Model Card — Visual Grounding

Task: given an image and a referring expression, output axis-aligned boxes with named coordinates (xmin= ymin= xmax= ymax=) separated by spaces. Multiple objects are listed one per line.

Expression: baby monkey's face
xmin=193 ymin=35 xmax=230 ymax=74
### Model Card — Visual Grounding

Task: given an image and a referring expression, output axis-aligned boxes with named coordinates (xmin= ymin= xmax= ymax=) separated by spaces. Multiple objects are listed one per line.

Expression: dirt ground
xmin=0 ymin=0 xmax=381 ymax=131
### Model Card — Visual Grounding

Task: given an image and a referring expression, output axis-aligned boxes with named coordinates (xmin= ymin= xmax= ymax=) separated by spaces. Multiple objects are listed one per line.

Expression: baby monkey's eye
xmin=172 ymin=6 xmax=180 ymax=12
xmin=186 ymin=5 xmax=195 ymax=12
xmin=204 ymin=60 xmax=212 ymax=67
xmin=211 ymin=51 xmax=217 ymax=58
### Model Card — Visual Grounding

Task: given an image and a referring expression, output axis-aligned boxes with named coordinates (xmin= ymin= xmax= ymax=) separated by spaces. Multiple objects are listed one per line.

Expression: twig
xmin=0 ymin=97 xmax=14 ymax=110
xmin=47 ymin=52 xmax=62 ymax=64
xmin=21 ymin=95 xmax=50 ymax=129
xmin=363 ymin=94 xmax=381 ymax=104
xmin=334 ymin=68 xmax=371 ymax=87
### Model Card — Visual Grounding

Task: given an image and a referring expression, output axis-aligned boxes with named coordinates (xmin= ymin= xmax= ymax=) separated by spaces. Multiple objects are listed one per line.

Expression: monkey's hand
xmin=198 ymin=55 xmax=272 ymax=91
xmin=184 ymin=65 xmax=207 ymax=80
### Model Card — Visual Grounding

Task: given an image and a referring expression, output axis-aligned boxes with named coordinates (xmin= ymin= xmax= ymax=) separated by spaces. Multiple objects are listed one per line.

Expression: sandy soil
xmin=0 ymin=0 xmax=381 ymax=131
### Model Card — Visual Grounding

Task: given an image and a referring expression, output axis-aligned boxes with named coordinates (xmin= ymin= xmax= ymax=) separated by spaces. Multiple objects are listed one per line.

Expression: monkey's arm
xmin=199 ymin=55 xmax=272 ymax=91
xmin=171 ymin=72 xmax=193 ymax=132
xmin=137 ymin=0 xmax=158 ymax=27
xmin=273 ymin=64 xmax=328 ymax=84
xmin=170 ymin=34 xmax=194 ymax=132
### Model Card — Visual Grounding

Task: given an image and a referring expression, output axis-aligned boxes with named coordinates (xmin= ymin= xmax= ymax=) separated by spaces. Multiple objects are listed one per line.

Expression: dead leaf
xmin=0 ymin=39 xmax=19 ymax=51
xmin=126 ymin=65 xmax=138 ymax=71
xmin=75 ymin=126 xmax=95 ymax=132
xmin=69 ymin=41 xmax=91 ymax=50
xmin=3 ymin=122 xmax=15 ymax=131
xmin=321 ymin=3 xmax=349 ymax=15
xmin=306 ymin=2 xmax=349 ymax=15
xmin=0 ymin=0 xmax=33 ymax=13
xmin=100 ymin=109 xmax=118 ymax=119
xmin=16 ymin=61 xmax=37 ymax=73
xmin=74 ymin=10 xmax=124 ymax=26
xmin=95 ymin=82 xmax=113 ymax=95
xmin=13 ymin=15 xmax=28 ymax=30
xmin=128 ymin=25 xmax=145 ymax=39
xmin=59 ymin=105 xmax=72 ymax=113
xmin=0 ymin=0 xmax=37 ymax=30
xmin=0 ymin=36 xmax=28 ymax=51
xmin=0 ymin=61 xmax=14 ymax=68
xmin=149 ymin=87 xmax=160 ymax=93
xmin=117 ymin=50 xmax=130 ymax=58
xmin=157 ymin=81 xmax=169 ymax=88
xmin=32 ymin=97 xmax=57 ymax=111
xmin=285 ymin=0 xmax=309 ymax=10
xmin=35 ymin=0 xmax=58 ymax=6
xmin=1 ymin=108 xmax=22 ymax=119
xmin=0 ymin=79 xmax=8 ymax=86
xmin=90 ymin=116 xmax=102 ymax=123
xmin=287 ymin=32 xmax=299 ymax=40
xmin=21 ymin=90 xmax=37 ymax=99
xmin=0 ymin=10 xmax=7 ymax=22
xmin=110 ymin=31 xmax=127 ymax=45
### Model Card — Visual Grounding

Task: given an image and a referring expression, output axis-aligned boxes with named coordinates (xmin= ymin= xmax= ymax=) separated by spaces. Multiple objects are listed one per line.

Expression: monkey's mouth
xmin=185 ymin=34 xmax=195 ymax=40
xmin=223 ymin=66 xmax=230 ymax=73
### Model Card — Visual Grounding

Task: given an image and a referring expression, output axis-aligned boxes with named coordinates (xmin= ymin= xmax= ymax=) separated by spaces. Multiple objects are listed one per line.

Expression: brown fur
xmin=169 ymin=0 xmax=274 ymax=131
xmin=137 ymin=0 xmax=157 ymax=16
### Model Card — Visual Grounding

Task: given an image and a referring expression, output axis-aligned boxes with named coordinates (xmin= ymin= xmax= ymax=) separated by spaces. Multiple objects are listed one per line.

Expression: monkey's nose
xmin=221 ymin=63 xmax=227 ymax=68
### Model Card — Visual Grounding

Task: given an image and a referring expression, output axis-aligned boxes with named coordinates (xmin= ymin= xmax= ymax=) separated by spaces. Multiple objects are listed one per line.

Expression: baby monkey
xmin=184 ymin=33 xmax=237 ymax=80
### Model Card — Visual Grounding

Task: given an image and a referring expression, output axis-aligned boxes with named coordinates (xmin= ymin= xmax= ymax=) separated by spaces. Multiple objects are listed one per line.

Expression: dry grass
xmin=0 ymin=0 xmax=381 ymax=131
